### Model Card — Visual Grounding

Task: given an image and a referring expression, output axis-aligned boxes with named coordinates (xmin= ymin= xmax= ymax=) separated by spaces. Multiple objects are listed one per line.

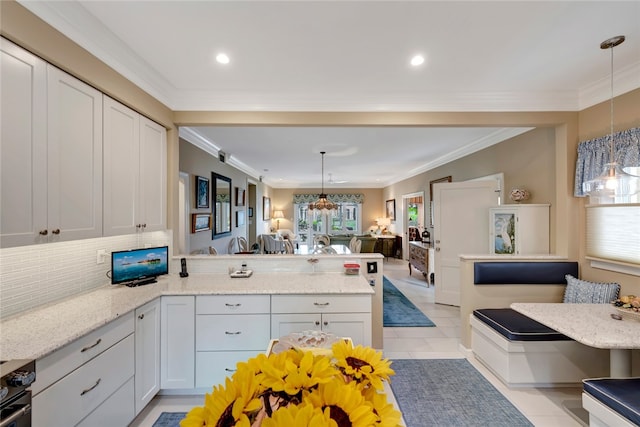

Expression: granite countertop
xmin=511 ymin=302 xmax=640 ymax=349
xmin=0 ymin=272 xmax=373 ymax=361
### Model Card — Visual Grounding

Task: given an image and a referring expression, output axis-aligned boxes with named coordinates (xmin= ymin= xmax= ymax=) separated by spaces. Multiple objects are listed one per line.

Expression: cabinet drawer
xmin=33 ymin=311 xmax=135 ymax=395
xmin=271 ymin=295 xmax=370 ymax=314
xmin=196 ymin=295 xmax=270 ymax=314
xmin=196 ymin=314 xmax=271 ymax=351
xmin=77 ymin=377 xmax=135 ymax=427
xmin=33 ymin=334 xmax=134 ymax=427
xmin=195 ymin=351 xmax=263 ymax=388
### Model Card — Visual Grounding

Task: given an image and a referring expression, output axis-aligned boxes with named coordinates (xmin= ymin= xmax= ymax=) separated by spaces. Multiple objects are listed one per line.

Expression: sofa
xmin=329 ymin=235 xmax=377 ymax=253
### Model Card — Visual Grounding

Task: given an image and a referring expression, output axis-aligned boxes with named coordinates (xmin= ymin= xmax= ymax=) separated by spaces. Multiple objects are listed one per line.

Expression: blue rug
xmin=383 ymin=276 xmax=435 ymax=327
xmin=153 ymin=412 xmax=186 ymax=427
xmin=390 ymin=359 xmax=533 ymax=426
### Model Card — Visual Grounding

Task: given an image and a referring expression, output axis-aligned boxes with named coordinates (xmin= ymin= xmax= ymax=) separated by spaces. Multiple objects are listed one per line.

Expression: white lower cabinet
xmin=32 ymin=334 xmax=135 ymax=427
xmin=195 ymin=295 xmax=271 ymax=388
xmin=77 ymin=377 xmax=135 ymax=427
xmin=160 ymin=296 xmax=195 ymax=389
xmin=135 ymin=298 xmax=160 ymax=414
xmin=271 ymin=295 xmax=372 ymax=346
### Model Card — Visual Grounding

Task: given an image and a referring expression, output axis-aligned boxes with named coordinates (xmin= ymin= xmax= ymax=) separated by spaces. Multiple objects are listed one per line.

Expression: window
xmin=586 ymin=204 xmax=640 ymax=276
xmin=294 ymin=202 xmax=362 ymax=243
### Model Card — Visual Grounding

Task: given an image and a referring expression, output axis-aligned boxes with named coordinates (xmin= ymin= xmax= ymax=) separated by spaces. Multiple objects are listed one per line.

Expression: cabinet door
xmin=490 ymin=208 xmax=517 ymax=254
xmin=322 ymin=313 xmax=371 ymax=346
xmin=271 ymin=313 xmax=322 ymax=338
xmin=160 ymin=296 xmax=195 ymax=389
xmin=0 ymin=39 xmax=47 ymax=247
xmin=135 ymin=298 xmax=160 ymax=415
xmin=47 ymin=65 xmax=103 ymax=242
xmin=139 ymin=116 xmax=166 ymax=232
xmin=103 ymin=96 xmax=140 ymax=236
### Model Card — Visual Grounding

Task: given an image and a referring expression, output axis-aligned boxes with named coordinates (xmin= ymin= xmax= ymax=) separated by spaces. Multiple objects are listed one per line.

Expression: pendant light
xmin=582 ymin=35 xmax=640 ymax=204
xmin=308 ymin=151 xmax=338 ymax=213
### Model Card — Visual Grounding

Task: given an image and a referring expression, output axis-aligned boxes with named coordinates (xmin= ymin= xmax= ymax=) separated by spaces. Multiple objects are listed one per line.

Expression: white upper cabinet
xmin=489 ymin=204 xmax=550 ymax=255
xmin=1 ymin=39 xmax=103 ymax=247
xmin=103 ymin=96 xmax=166 ymax=236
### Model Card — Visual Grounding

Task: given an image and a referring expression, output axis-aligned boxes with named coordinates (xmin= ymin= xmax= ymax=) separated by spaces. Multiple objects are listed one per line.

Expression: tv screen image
xmin=111 ymin=246 xmax=169 ymax=286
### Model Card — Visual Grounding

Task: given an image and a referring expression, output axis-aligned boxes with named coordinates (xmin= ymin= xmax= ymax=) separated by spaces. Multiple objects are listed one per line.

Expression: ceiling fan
xmin=327 ymin=173 xmax=348 ymax=184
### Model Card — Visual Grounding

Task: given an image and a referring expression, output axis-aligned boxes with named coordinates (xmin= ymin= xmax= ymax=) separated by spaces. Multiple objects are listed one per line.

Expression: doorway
xmin=402 ymin=192 xmax=425 ymax=260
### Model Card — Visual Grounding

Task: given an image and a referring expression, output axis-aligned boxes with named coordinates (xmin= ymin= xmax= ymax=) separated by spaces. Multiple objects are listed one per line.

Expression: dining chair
xmin=314 ymin=234 xmax=330 ymax=246
xmin=237 ymin=236 xmax=249 ymax=252
xmin=283 ymin=239 xmax=294 ymax=254
xmin=227 ymin=238 xmax=237 ymax=254
xmin=349 ymin=236 xmax=362 ymax=253
xmin=208 ymin=246 xmax=218 ymax=255
xmin=313 ymin=246 xmax=337 ymax=254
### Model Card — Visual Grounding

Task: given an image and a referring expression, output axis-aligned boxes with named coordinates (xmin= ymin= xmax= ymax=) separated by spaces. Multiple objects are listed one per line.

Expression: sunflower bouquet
xmin=180 ymin=339 xmax=402 ymax=427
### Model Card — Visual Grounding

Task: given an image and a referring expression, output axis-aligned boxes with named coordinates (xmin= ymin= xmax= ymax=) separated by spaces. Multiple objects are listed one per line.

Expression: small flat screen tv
xmin=111 ymin=246 xmax=169 ymax=287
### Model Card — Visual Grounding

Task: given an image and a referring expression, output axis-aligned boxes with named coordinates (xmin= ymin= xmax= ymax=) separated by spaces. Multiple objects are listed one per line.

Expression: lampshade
xmin=583 ymin=35 xmax=640 ymax=204
xmin=273 ymin=210 xmax=285 ymax=219
xmin=377 ymin=217 xmax=391 ymax=227
xmin=308 ymin=151 xmax=338 ymax=213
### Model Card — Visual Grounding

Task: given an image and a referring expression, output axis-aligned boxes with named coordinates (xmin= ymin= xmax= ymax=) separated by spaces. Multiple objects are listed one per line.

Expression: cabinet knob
xmin=142 ymin=223 xmax=147 ymax=228
xmin=315 ymin=321 xmax=320 ymax=326
xmin=435 ymin=240 xmax=441 ymax=244
xmin=39 ymin=229 xmax=48 ymax=236
xmin=51 ymin=229 xmax=60 ymax=235
xmin=138 ymin=314 xmax=144 ymax=320
xmin=435 ymin=247 xmax=441 ymax=252
xmin=323 ymin=321 xmax=328 ymax=326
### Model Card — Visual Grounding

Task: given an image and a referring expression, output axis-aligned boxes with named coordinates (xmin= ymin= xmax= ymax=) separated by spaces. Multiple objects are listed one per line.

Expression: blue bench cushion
xmin=474 ymin=261 xmax=579 ymax=284
xmin=583 ymin=378 xmax=640 ymax=426
xmin=473 ymin=308 xmax=571 ymax=341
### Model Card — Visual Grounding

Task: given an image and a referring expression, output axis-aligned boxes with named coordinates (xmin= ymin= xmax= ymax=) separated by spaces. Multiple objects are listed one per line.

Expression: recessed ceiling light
xmin=216 ymin=53 xmax=230 ymax=64
xmin=410 ymin=55 xmax=425 ymax=67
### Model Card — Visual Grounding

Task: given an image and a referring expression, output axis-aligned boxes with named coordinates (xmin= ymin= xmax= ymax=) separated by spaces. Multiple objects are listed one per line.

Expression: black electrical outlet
xmin=367 ymin=261 xmax=377 ymax=274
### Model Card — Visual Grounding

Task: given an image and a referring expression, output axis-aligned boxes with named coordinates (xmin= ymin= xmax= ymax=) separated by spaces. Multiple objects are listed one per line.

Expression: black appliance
xmin=1 ymin=359 xmax=35 ymax=427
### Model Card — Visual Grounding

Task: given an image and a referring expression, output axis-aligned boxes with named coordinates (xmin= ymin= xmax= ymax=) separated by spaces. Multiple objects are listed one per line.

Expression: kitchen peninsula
xmin=0 ymin=253 xmax=380 ymax=427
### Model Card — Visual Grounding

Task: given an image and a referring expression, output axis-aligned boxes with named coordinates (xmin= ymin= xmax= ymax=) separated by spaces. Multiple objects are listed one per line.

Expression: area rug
xmin=383 ymin=276 xmax=435 ymax=327
xmin=390 ymin=359 xmax=533 ymax=427
xmin=152 ymin=412 xmax=186 ymax=427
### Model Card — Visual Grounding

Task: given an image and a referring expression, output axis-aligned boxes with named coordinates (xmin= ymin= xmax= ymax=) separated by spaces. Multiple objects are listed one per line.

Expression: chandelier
xmin=308 ymin=151 xmax=338 ymax=213
xmin=582 ymin=35 xmax=640 ymax=203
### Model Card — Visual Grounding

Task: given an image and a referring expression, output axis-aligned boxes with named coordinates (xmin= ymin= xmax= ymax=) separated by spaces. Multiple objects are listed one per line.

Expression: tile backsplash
xmin=0 ymin=231 xmax=171 ymax=319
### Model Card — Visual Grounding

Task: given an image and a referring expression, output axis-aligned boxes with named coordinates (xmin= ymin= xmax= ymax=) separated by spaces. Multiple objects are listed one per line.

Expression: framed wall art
xmin=235 ymin=187 xmax=245 ymax=206
xmin=195 ymin=176 xmax=209 ymax=209
xmin=385 ymin=199 xmax=396 ymax=221
xmin=236 ymin=210 xmax=245 ymax=227
xmin=191 ymin=213 xmax=211 ymax=233
xmin=263 ymin=196 xmax=271 ymax=220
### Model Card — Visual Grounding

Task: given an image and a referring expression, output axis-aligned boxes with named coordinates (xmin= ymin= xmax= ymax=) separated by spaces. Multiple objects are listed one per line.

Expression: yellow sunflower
xmin=187 ymin=367 xmax=262 ymax=427
xmin=331 ymin=341 xmax=395 ymax=391
xmin=305 ymin=378 xmax=378 ymax=427
xmin=260 ymin=349 xmax=337 ymax=396
xmin=261 ymin=402 xmax=337 ymax=427
xmin=362 ymin=388 xmax=403 ymax=427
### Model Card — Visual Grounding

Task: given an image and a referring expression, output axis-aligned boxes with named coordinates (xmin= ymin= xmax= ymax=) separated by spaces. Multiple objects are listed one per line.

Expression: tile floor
xmin=130 ymin=258 xmax=584 ymax=427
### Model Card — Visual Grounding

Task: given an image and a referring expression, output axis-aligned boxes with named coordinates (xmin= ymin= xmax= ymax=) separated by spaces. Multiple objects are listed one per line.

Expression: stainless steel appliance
xmin=1 ymin=359 xmax=35 ymax=427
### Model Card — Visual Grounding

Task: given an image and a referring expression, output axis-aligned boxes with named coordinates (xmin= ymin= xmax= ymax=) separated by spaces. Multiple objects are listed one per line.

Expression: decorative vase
xmin=509 ymin=188 xmax=530 ymax=203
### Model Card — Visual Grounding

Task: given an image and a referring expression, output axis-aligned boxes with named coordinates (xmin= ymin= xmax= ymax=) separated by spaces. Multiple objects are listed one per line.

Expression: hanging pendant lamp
xmin=583 ymin=35 xmax=640 ymax=204
xmin=308 ymin=151 xmax=338 ymax=213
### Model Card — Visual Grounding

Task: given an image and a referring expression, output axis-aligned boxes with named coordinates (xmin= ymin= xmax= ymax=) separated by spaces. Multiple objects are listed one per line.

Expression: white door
xmin=433 ymin=180 xmax=498 ymax=306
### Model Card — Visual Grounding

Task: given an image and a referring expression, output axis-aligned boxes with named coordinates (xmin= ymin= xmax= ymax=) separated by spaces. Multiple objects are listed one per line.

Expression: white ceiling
xmin=20 ymin=1 xmax=640 ymax=187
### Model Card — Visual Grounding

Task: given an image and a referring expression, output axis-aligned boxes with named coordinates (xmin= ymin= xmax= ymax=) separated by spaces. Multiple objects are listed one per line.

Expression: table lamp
xmin=273 ymin=210 xmax=285 ymax=230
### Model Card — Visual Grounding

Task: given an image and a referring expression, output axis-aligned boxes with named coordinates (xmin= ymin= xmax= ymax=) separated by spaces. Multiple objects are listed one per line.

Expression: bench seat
xmin=582 ymin=378 xmax=640 ymax=427
xmin=471 ymin=308 xmax=610 ymax=387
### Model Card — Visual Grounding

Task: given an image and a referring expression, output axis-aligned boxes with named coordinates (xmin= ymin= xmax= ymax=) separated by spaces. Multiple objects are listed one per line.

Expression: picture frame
xmin=195 ymin=176 xmax=210 ymax=209
xmin=429 ymin=176 xmax=452 ymax=226
xmin=263 ymin=196 xmax=271 ymax=220
xmin=236 ymin=210 xmax=245 ymax=227
xmin=235 ymin=187 xmax=245 ymax=207
xmin=191 ymin=213 xmax=211 ymax=233
xmin=248 ymin=207 xmax=254 ymax=218
xmin=385 ymin=199 xmax=396 ymax=221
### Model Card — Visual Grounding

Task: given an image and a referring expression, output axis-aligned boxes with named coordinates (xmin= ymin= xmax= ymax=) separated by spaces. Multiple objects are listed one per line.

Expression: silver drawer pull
xmin=225 ymin=331 xmax=241 ymax=335
xmin=225 ymin=303 xmax=241 ymax=307
xmin=313 ymin=302 xmax=330 ymax=306
xmin=224 ymin=368 xmax=237 ymax=372
xmin=80 ymin=378 xmax=101 ymax=396
xmin=80 ymin=338 xmax=102 ymax=353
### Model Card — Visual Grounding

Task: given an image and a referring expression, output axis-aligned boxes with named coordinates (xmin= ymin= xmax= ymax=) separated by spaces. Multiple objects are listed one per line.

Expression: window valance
xmin=216 ymin=194 xmax=230 ymax=203
xmin=574 ymin=127 xmax=640 ymax=197
xmin=293 ymin=193 xmax=364 ymax=204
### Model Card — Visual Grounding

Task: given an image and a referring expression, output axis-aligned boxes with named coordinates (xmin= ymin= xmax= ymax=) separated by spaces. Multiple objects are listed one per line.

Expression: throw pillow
xmin=563 ymin=274 xmax=620 ymax=304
